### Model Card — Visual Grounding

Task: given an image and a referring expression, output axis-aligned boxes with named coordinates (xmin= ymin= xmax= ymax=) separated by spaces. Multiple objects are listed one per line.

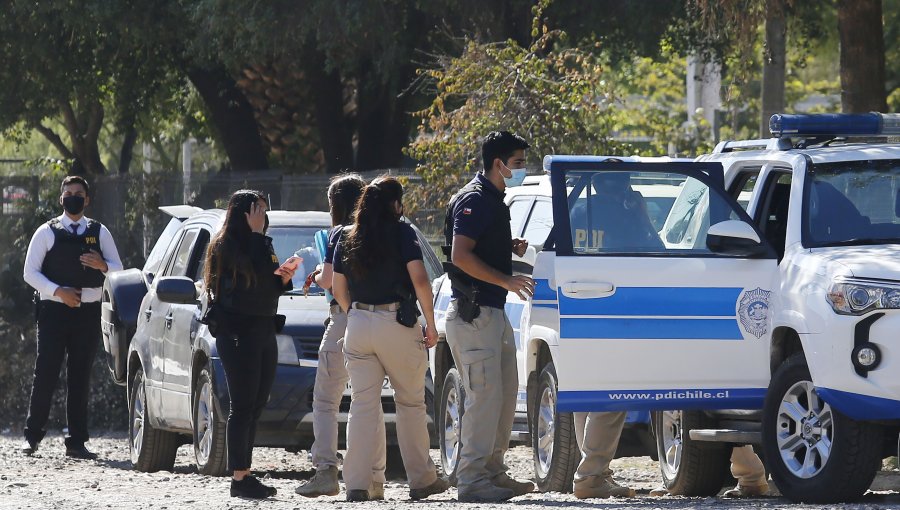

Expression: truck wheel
xmin=654 ymin=410 xmax=730 ymax=496
xmin=129 ymin=367 xmax=178 ymax=472
xmin=438 ymin=368 xmax=465 ymax=480
xmin=193 ymin=366 xmax=227 ymax=476
xmin=762 ymin=354 xmax=882 ymax=503
xmin=532 ymin=362 xmax=578 ymax=493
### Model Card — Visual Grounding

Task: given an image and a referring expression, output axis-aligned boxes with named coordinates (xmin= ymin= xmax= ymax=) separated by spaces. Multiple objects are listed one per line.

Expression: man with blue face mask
xmin=441 ymin=131 xmax=535 ymax=502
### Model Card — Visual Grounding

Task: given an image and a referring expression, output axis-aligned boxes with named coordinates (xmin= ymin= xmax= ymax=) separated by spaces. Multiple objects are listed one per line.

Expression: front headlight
xmin=826 ymin=278 xmax=900 ymax=315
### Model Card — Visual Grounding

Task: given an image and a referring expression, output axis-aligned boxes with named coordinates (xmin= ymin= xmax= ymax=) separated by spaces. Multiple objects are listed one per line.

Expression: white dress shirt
xmin=23 ymin=214 xmax=124 ymax=304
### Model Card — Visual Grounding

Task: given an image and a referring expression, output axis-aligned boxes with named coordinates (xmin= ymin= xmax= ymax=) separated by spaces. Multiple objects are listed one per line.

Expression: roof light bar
xmin=770 ymin=113 xmax=900 ymax=138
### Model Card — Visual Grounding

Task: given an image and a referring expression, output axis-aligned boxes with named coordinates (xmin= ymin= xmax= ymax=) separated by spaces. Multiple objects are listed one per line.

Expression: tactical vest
xmin=41 ymin=219 xmax=106 ymax=289
xmin=443 ymin=178 xmax=512 ymax=304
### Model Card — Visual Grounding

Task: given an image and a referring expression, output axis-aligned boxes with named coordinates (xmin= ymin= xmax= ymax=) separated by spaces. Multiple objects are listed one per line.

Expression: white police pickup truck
xmin=429 ymin=160 xmax=685 ymax=491
xmin=527 ymin=113 xmax=900 ymax=503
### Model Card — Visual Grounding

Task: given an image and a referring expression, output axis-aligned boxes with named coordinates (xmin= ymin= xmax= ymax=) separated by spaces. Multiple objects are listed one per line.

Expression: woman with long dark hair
xmin=203 ymin=190 xmax=295 ymax=499
xmin=332 ymin=176 xmax=449 ymax=502
xmin=296 ymin=173 xmax=383 ymax=498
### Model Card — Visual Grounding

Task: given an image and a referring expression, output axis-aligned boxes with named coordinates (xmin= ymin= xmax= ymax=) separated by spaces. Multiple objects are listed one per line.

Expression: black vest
xmin=443 ymin=177 xmax=512 ymax=307
xmin=41 ymin=218 xmax=106 ymax=289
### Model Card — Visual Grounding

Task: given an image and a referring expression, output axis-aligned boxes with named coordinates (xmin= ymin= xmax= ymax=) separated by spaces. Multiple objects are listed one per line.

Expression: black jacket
xmin=211 ymin=233 xmax=291 ymax=317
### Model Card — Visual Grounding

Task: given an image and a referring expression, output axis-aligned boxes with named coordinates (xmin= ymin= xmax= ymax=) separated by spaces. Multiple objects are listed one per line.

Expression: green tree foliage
xmin=0 ymin=1 xmax=180 ymax=174
xmin=406 ymin=7 xmax=626 ymax=218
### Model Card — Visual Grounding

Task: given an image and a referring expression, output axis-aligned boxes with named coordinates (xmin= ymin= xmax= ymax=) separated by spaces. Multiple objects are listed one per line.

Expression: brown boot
xmin=295 ymin=465 xmax=340 ymax=497
xmin=491 ymin=472 xmax=534 ymax=496
xmin=722 ymin=482 xmax=768 ymax=498
xmin=574 ymin=475 xmax=636 ymax=499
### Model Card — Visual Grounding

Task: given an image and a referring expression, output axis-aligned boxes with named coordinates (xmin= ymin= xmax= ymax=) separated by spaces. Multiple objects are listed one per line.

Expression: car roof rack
xmin=712 ymin=138 xmax=793 ymax=154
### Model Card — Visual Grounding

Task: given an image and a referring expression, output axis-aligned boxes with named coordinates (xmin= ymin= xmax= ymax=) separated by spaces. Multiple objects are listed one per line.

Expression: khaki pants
xmin=573 ymin=411 xmax=627 ymax=488
xmin=446 ymin=302 xmax=517 ymax=488
xmin=730 ymin=445 xmax=766 ymax=486
xmin=342 ymin=307 xmax=437 ymax=491
xmin=310 ymin=306 xmax=385 ymax=480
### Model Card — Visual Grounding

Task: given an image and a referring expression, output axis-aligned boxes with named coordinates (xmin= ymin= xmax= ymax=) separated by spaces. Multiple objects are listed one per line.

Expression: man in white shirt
xmin=21 ymin=175 xmax=123 ymax=459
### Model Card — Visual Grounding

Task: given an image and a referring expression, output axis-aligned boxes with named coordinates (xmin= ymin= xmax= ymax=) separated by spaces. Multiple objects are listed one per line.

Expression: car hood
xmin=809 ymin=245 xmax=900 ymax=282
xmin=278 ymin=294 xmax=329 ymax=338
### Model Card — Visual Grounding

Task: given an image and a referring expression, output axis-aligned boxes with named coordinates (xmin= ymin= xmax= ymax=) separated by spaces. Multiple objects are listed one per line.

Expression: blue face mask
xmin=501 ymin=162 xmax=526 ymax=187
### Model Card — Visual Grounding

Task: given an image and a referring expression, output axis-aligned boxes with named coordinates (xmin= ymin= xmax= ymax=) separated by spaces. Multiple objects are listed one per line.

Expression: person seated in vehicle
xmin=570 ymin=172 xmax=664 ymax=252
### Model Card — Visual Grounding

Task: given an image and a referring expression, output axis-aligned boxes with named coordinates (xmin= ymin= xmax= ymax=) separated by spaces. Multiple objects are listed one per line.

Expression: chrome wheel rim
xmin=535 ymin=385 xmax=556 ymax=478
xmin=195 ymin=379 xmax=214 ymax=466
xmin=131 ymin=378 xmax=145 ymax=463
xmin=442 ymin=382 xmax=461 ymax=474
xmin=775 ymin=380 xmax=833 ymax=479
xmin=660 ymin=410 xmax=683 ymax=478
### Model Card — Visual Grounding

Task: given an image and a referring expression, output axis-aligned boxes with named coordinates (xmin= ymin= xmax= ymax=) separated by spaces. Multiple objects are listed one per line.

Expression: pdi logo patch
xmin=738 ymin=287 xmax=771 ymax=339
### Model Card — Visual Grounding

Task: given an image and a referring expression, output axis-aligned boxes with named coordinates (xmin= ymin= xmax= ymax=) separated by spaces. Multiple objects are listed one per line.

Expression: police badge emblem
xmin=738 ymin=287 xmax=771 ymax=339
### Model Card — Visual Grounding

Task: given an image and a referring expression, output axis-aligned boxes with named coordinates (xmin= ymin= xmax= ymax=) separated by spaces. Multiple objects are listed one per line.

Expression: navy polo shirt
xmin=324 ymin=225 xmax=342 ymax=265
xmin=450 ymin=173 xmax=510 ymax=308
xmin=333 ymin=222 xmax=423 ymax=304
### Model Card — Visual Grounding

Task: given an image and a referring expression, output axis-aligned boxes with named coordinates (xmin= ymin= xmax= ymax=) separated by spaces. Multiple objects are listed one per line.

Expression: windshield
xmin=805 ymin=160 xmax=900 ymax=247
xmin=268 ymin=226 xmax=326 ymax=295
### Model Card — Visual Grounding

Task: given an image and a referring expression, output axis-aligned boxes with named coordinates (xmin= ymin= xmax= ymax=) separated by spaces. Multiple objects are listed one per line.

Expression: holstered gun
xmin=442 ymin=258 xmax=481 ymax=323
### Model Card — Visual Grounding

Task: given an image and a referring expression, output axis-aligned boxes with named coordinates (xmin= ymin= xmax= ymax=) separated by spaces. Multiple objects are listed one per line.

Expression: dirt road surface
xmin=2 ymin=432 xmax=900 ymax=509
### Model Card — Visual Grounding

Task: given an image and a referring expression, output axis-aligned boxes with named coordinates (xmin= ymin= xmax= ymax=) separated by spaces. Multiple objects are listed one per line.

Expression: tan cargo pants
xmin=573 ymin=411 xmax=627 ymax=488
xmin=309 ymin=305 xmax=385 ymax=482
xmin=445 ymin=301 xmax=517 ymax=489
xmin=342 ymin=307 xmax=437 ymax=491
xmin=730 ymin=445 xmax=766 ymax=486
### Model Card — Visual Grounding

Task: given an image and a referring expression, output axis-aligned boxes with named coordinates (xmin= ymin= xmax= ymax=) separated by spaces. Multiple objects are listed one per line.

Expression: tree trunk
xmin=760 ymin=1 xmax=786 ymax=137
xmin=118 ymin=123 xmax=138 ymax=174
xmin=187 ymin=67 xmax=269 ymax=171
xmin=304 ymin=48 xmax=354 ymax=173
xmin=837 ymin=0 xmax=887 ymax=113
xmin=355 ymin=62 xmax=413 ymax=170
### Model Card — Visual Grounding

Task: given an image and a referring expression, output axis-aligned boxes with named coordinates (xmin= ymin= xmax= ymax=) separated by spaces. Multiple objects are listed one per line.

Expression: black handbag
xmin=199 ymin=300 xmax=226 ymax=336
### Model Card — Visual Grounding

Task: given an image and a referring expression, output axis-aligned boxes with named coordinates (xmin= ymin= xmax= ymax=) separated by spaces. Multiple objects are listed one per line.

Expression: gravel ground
xmin=2 ymin=432 xmax=900 ymax=509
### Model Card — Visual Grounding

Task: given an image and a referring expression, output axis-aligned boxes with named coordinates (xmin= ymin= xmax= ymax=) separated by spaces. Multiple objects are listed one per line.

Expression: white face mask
xmin=501 ymin=162 xmax=526 ymax=187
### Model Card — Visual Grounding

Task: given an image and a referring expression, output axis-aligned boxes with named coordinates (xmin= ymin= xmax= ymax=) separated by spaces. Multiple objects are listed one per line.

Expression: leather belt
xmin=352 ymin=302 xmax=400 ymax=312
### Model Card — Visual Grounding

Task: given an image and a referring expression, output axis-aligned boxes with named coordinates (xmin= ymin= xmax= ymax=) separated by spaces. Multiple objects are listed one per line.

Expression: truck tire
xmin=532 ymin=362 xmax=578 ymax=493
xmin=654 ymin=410 xmax=730 ymax=496
xmin=192 ymin=365 xmax=227 ymax=476
xmin=438 ymin=368 xmax=465 ymax=480
xmin=129 ymin=367 xmax=179 ymax=472
xmin=762 ymin=354 xmax=882 ymax=503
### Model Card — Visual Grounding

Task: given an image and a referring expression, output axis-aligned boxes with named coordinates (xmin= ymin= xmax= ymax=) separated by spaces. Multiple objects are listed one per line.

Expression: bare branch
xmin=35 ymin=124 xmax=75 ymax=160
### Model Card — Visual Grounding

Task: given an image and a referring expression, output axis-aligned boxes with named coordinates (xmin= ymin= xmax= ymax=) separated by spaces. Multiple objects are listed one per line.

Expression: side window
xmin=166 ymin=230 xmax=199 ymax=277
xmin=143 ymin=218 xmax=183 ymax=280
xmin=565 ymin=169 xmax=745 ymax=255
xmin=522 ymin=198 xmax=552 ymax=251
xmin=757 ymin=171 xmax=792 ymax=260
xmin=508 ymin=198 xmax=533 ymax=238
xmin=190 ymin=230 xmax=211 ymax=282
xmin=728 ymin=168 xmax=761 ymax=210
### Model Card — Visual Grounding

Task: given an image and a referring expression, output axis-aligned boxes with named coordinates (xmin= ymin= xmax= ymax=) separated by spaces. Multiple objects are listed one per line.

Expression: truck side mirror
xmin=706 ymin=220 xmax=769 ymax=257
xmin=512 ymin=245 xmax=538 ymax=275
xmin=155 ymin=276 xmax=199 ymax=304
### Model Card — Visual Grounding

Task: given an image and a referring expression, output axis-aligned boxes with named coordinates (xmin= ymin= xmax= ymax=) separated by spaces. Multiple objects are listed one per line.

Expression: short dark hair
xmin=481 ymin=131 xmax=530 ymax=172
xmin=328 ymin=173 xmax=366 ymax=226
xmin=60 ymin=175 xmax=90 ymax=195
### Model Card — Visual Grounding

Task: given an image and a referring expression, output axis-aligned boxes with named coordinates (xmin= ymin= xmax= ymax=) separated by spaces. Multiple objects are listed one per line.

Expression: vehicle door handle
xmin=164 ymin=313 xmax=174 ymax=330
xmin=560 ymin=281 xmax=615 ymax=299
xmin=144 ymin=308 xmax=152 ymax=321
